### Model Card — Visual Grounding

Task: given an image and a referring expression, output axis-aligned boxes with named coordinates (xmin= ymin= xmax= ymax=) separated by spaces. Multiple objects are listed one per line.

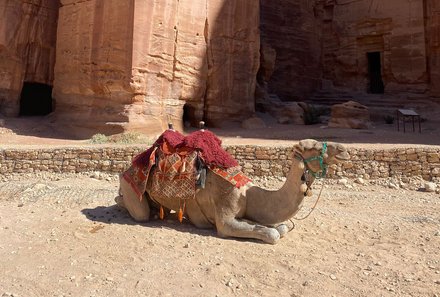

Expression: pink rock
xmin=329 ymin=101 xmax=371 ymax=129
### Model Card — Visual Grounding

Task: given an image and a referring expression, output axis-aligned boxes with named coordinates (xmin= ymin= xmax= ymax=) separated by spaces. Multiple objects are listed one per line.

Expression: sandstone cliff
xmin=316 ymin=0 xmax=429 ymax=94
xmin=260 ymin=0 xmax=322 ymax=101
xmin=53 ymin=0 xmax=259 ymax=135
xmin=0 ymin=0 xmax=59 ymax=116
xmin=2 ymin=0 xmax=438 ymax=136
xmin=426 ymin=0 xmax=440 ymax=98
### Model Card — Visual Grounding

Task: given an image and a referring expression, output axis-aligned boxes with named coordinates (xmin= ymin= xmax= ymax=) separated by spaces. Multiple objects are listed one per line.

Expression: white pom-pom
xmin=300 ymin=184 xmax=308 ymax=193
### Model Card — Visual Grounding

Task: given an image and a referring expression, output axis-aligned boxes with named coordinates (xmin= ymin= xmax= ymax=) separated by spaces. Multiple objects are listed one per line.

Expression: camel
xmin=116 ymin=139 xmax=349 ymax=244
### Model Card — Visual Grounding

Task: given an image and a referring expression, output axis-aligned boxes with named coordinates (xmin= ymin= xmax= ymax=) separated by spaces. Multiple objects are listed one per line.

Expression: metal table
xmin=396 ymin=109 xmax=421 ymax=133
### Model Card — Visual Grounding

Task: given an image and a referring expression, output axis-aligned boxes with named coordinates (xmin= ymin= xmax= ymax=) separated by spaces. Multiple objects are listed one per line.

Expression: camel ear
xmin=294 ymin=143 xmax=304 ymax=153
xmin=314 ymin=141 xmax=322 ymax=150
xmin=299 ymin=139 xmax=318 ymax=151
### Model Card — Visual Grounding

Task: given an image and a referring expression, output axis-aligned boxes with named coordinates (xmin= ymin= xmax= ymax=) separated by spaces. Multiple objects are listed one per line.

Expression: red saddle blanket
xmin=122 ymin=129 xmax=251 ymax=202
xmin=149 ymin=144 xmax=198 ymax=200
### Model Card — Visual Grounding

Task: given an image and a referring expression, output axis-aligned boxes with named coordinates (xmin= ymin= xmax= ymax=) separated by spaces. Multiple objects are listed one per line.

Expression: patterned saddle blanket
xmin=122 ymin=129 xmax=251 ymax=202
xmin=149 ymin=142 xmax=199 ymax=200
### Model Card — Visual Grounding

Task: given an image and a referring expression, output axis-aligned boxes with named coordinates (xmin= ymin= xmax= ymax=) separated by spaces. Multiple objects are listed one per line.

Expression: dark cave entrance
xmin=19 ymin=82 xmax=53 ymax=116
xmin=367 ymin=52 xmax=384 ymax=94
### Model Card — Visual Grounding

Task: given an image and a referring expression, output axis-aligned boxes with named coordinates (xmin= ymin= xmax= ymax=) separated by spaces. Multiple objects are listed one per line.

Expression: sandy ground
xmin=0 ymin=112 xmax=440 ymax=297
xmin=0 ymin=173 xmax=439 ymax=297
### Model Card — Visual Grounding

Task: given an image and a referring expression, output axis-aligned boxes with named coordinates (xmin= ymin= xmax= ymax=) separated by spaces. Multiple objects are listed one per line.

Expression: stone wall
xmin=0 ymin=0 xmax=59 ymax=116
xmin=1 ymin=145 xmax=439 ymax=181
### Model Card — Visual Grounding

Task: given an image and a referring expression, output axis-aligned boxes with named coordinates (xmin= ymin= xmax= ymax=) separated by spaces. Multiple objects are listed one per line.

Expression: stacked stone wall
xmin=0 ymin=146 xmax=439 ymax=180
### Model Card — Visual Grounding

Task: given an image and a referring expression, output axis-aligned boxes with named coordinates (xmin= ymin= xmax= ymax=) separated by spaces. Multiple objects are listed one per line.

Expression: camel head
xmin=294 ymin=139 xmax=350 ymax=178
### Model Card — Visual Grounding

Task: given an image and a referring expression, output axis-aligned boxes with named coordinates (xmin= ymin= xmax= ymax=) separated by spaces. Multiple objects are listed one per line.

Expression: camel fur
xmin=116 ymin=139 xmax=349 ymax=244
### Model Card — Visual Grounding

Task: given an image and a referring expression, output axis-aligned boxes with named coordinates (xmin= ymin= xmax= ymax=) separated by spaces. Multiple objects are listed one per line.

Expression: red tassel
xmin=178 ymin=200 xmax=186 ymax=223
xmin=178 ymin=207 xmax=183 ymax=223
xmin=159 ymin=205 xmax=164 ymax=220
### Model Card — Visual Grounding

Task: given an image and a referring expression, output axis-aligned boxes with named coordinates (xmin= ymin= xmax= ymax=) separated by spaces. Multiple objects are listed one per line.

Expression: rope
xmin=293 ymin=181 xmax=325 ymax=221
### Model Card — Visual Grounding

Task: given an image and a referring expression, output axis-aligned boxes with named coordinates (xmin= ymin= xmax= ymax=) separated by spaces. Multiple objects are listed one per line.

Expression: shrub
xmin=89 ymin=134 xmax=108 ymax=144
xmin=384 ymin=115 xmax=394 ymax=124
xmin=303 ymin=105 xmax=326 ymax=125
xmin=89 ymin=132 xmax=152 ymax=145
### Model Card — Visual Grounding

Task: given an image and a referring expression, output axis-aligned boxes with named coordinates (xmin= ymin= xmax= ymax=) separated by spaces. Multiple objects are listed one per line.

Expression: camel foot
xmin=263 ymin=228 xmax=281 ymax=244
xmin=275 ymin=220 xmax=295 ymax=238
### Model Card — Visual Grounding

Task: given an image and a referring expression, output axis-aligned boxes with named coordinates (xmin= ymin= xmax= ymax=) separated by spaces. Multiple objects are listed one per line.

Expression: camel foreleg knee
xmin=216 ymin=218 xmax=280 ymax=244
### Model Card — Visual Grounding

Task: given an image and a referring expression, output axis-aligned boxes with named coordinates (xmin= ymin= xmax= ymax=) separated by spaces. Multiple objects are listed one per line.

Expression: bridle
xmin=292 ymin=141 xmax=328 ymax=221
xmin=294 ymin=141 xmax=328 ymax=179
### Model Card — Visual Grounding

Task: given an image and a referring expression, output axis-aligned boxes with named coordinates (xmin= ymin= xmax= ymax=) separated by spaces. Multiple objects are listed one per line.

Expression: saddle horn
xmin=199 ymin=121 xmax=205 ymax=130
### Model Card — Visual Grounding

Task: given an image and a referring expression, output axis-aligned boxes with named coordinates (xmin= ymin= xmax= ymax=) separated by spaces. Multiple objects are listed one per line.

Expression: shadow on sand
xmin=80 ymin=204 xmax=218 ymax=239
xmin=80 ymin=203 xmax=267 ymax=244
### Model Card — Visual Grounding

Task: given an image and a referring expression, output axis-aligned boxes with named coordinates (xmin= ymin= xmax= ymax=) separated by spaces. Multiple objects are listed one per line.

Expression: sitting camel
xmin=117 ymin=139 xmax=349 ymax=244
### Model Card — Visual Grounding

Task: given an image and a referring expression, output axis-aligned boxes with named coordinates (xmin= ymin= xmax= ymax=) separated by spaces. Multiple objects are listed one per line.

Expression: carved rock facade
xmin=53 ymin=0 xmax=259 ymax=135
xmin=1 ymin=0 xmax=259 ymax=135
xmin=260 ymin=0 xmax=440 ymax=99
xmin=0 ymin=0 xmax=439 ymax=135
xmin=0 ymin=0 xmax=59 ymax=116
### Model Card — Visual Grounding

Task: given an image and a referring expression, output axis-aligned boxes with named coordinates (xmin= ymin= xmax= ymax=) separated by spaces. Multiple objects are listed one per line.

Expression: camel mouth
xmin=335 ymin=151 xmax=350 ymax=161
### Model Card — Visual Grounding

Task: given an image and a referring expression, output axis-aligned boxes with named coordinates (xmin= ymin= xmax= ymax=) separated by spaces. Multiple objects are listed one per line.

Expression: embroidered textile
xmin=210 ymin=166 xmax=252 ymax=188
xmin=150 ymin=147 xmax=198 ymax=200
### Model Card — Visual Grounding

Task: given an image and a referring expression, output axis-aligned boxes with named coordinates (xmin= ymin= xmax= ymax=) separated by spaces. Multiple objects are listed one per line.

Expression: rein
xmin=293 ymin=182 xmax=325 ymax=221
xmin=293 ymin=142 xmax=328 ymax=220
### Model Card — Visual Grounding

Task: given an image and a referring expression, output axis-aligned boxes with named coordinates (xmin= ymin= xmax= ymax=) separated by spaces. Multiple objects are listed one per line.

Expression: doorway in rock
xmin=367 ymin=52 xmax=384 ymax=94
xmin=19 ymin=82 xmax=53 ymax=116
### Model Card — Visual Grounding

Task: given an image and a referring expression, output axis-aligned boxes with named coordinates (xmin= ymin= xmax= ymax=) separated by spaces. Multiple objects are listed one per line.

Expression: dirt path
xmin=0 ymin=174 xmax=439 ymax=297
xmin=1 ymin=112 xmax=440 ymax=149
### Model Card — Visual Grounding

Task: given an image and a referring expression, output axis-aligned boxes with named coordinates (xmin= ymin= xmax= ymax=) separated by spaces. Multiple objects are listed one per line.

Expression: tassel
xmin=178 ymin=207 xmax=183 ymax=223
xmin=159 ymin=205 xmax=164 ymax=220
xmin=178 ymin=200 xmax=186 ymax=223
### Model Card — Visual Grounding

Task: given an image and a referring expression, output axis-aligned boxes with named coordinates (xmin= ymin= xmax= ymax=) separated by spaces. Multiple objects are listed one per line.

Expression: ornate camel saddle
xmin=122 ymin=129 xmax=251 ymax=220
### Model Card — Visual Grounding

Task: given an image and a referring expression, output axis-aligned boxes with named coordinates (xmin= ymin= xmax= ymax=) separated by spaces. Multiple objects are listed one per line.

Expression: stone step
xmin=308 ymin=93 xmax=434 ymax=109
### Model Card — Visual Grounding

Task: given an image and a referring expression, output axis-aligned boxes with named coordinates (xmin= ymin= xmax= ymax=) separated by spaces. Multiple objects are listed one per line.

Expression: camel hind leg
xmin=117 ymin=176 xmax=151 ymax=222
xmin=215 ymin=218 xmax=280 ymax=244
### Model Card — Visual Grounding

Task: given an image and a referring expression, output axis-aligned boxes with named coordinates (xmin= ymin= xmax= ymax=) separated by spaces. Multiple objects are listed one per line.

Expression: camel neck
xmin=280 ymin=156 xmax=307 ymax=195
xmin=260 ymin=157 xmax=310 ymax=223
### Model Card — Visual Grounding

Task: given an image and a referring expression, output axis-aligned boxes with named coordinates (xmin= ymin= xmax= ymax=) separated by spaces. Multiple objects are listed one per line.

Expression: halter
xmin=295 ymin=142 xmax=328 ymax=179
xmin=292 ymin=141 xmax=328 ymax=221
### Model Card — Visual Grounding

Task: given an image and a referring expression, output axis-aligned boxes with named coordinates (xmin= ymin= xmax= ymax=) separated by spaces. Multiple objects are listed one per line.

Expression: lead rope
xmin=292 ymin=181 xmax=325 ymax=221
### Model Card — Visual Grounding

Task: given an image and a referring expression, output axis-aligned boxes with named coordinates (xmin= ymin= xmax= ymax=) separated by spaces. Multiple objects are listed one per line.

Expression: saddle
xmin=149 ymin=141 xmax=201 ymax=201
xmin=122 ymin=129 xmax=251 ymax=222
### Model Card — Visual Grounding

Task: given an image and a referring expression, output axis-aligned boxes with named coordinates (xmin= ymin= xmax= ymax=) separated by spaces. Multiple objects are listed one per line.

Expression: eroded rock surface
xmin=260 ymin=0 xmax=321 ymax=101
xmin=53 ymin=0 xmax=259 ymax=135
xmin=329 ymin=101 xmax=371 ymax=129
xmin=0 ymin=0 xmax=59 ymax=116
xmin=315 ymin=0 xmax=430 ymax=94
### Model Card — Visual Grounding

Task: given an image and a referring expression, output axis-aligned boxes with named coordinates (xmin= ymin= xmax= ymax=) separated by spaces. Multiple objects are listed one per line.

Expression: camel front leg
xmin=272 ymin=220 xmax=295 ymax=238
xmin=216 ymin=218 xmax=281 ymax=244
